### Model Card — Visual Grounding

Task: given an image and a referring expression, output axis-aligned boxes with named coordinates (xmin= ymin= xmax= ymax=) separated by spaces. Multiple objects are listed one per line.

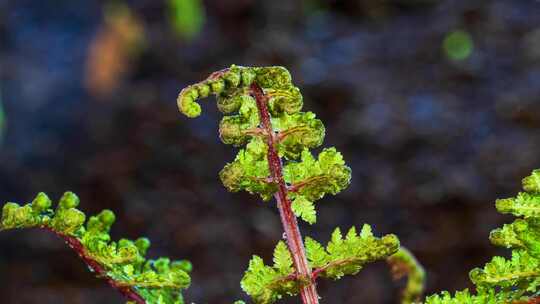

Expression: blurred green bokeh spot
xmin=168 ymin=0 xmax=205 ymax=40
xmin=443 ymin=30 xmax=474 ymax=61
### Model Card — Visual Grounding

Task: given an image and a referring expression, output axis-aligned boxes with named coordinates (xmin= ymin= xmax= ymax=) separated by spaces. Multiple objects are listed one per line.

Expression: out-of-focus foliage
xmin=426 ymin=169 xmax=540 ymax=304
xmin=443 ymin=30 xmax=474 ymax=61
xmin=0 ymin=192 xmax=192 ymax=304
xmin=168 ymin=0 xmax=205 ymax=40
xmin=85 ymin=2 xmax=146 ymax=97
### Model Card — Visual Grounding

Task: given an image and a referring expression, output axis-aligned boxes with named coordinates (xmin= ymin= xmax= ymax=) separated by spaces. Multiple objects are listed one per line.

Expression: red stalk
xmin=42 ymin=227 xmax=146 ymax=304
xmin=250 ymin=83 xmax=320 ymax=304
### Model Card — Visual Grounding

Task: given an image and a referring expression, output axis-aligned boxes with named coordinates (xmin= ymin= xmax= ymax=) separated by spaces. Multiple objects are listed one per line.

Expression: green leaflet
xmin=272 ymin=111 xmax=325 ymax=160
xmin=240 ymin=241 xmax=305 ymax=304
xmin=1 ymin=192 xmax=191 ymax=304
xmin=425 ymin=289 xmax=505 ymax=304
xmin=470 ymin=250 xmax=540 ymax=290
xmin=306 ymin=225 xmax=400 ymax=280
xmin=291 ymin=196 xmax=316 ymax=224
xmin=284 ymin=148 xmax=351 ymax=202
xmin=496 ymin=192 xmax=540 ymax=218
xmin=240 ymin=227 xmax=399 ymax=304
xmin=523 ymin=169 xmax=540 ymax=193
xmin=284 ymin=148 xmax=351 ymax=223
xmin=424 ymin=169 xmax=540 ymax=304
xmin=219 ymin=137 xmax=277 ymax=201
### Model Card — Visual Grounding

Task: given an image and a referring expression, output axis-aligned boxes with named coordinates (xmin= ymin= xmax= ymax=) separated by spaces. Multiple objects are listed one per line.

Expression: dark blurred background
xmin=1 ymin=0 xmax=540 ymax=303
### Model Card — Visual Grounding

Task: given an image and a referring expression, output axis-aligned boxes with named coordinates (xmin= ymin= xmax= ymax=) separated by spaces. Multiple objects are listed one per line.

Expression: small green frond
xmin=489 ymin=220 xmax=526 ymax=249
xmin=272 ymin=111 xmax=325 ymax=159
xmin=308 ymin=225 xmax=399 ymax=280
xmin=305 ymin=237 xmax=329 ymax=269
xmin=291 ymin=196 xmax=316 ymax=224
xmin=240 ymin=252 xmax=304 ymax=304
xmin=219 ymin=137 xmax=277 ymax=201
xmin=523 ymin=169 xmax=540 ymax=193
xmin=424 ymin=169 xmax=540 ymax=304
xmin=496 ymin=192 xmax=540 ymax=218
xmin=425 ymin=289 xmax=508 ymax=304
xmin=470 ymin=250 xmax=540 ymax=290
xmin=284 ymin=148 xmax=351 ymax=203
xmin=1 ymin=192 xmax=191 ymax=304
xmin=273 ymin=241 xmax=294 ymax=275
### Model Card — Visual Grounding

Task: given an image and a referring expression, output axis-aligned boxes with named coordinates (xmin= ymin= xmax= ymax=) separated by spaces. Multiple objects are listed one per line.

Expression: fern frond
xmin=1 ymin=192 xmax=191 ymax=304
xmin=308 ymin=225 xmax=400 ymax=280
xmin=240 ymin=241 xmax=307 ymax=304
xmin=424 ymin=169 xmax=540 ymax=304
xmin=425 ymin=289 xmax=509 ymax=304
xmin=178 ymin=65 xmax=350 ymax=225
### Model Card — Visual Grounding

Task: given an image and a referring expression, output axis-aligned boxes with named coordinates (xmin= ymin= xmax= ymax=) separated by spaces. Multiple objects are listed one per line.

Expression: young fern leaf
xmin=178 ymin=65 xmax=350 ymax=225
xmin=1 ymin=192 xmax=192 ymax=304
xmin=240 ymin=226 xmax=399 ymax=304
xmin=285 ymin=148 xmax=351 ymax=223
xmin=241 ymin=241 xmax=307 ymax=304
xmin=308 ymin=225 xmax=400 ymax=280
xmin=425 ymin=169 xmax=540 ymax=304
xmin=179 ymin=65 xmax=404 ymax=304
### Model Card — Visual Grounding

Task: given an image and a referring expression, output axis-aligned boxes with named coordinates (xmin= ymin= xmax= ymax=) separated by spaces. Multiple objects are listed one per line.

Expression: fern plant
xmin=425 ymin=169 xmax=540 ymax=304
xmin=3 ymin=64 xmax=540 ymax=304
xmin=177 ymin=65 xmax=422 ymax=304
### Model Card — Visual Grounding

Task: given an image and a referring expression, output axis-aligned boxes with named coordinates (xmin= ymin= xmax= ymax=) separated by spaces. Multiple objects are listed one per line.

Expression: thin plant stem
xmin=250 ymin=83 xmax=320 ymax=304
xmin=42 ymin=227 xmax=146 ymax=304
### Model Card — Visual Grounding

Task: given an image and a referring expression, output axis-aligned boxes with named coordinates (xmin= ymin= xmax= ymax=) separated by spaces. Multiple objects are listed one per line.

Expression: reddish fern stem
xmin=250 ymin=83 xmax=320 ymax=304
xmin=42 ymin=227 xmax=146 ymax=304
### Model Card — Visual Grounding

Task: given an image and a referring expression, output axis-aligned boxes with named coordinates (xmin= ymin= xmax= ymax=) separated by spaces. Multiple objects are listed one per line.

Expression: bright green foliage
xmin=305 ymin=225 xmax=399 ymax=279
xmin=219 ymin=137 xmax=277 ymax=201
xmin=496 ymin=192 xmax=540 ymax=218
xmin=240 ymin=226 xmax=398 ymax=304
xmin=284 ymin=148 xmax=351 ymax=223
xmin=425 ymin=169 xmax=540 ymax=304
xmin=179 ymin=65 xmax=399 ymax=304
xmin=387 ymin=248 xmax=426 ymax=304
xmin=272 ymin=111 xmax=325 ymax=159
xmin=291 ymin=196 xmax=316 ymax=224
xmin=425 ymin=289 xmax=503 ymax=304
xmin=178 ymin=65 xmax=350 ymax=224
xmin=1 ymin=192 xmax=191 ymax=304
xmin=240 ymin=241 xmax=306 ymax=304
